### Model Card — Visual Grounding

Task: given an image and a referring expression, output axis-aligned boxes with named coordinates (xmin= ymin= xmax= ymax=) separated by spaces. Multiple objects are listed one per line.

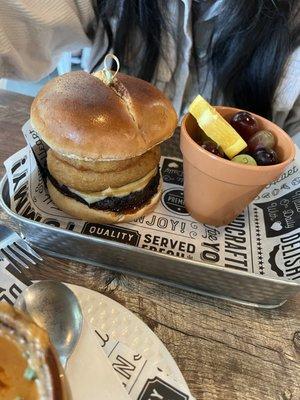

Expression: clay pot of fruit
xmin=180 ymin=95 xmax=295 ymax=227
xmin=0 ymin=303 xmax=71 ymax=400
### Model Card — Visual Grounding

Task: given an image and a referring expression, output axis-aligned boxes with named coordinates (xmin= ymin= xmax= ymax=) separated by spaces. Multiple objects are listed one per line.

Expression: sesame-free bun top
xmin=31 ymin=71 xmax=178 ymax=161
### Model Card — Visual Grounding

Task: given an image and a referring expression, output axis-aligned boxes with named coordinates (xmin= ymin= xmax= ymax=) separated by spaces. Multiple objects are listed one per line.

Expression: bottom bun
xmin=47 ymin=179 xmax=162 ymax=223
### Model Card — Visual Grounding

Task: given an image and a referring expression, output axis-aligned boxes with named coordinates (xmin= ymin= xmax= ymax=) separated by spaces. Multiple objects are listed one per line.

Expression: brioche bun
xmin=31 ymin=71 xmax=177 ymax=161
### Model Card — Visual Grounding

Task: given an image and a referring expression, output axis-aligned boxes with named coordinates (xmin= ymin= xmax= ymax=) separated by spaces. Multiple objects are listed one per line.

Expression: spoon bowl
xmin=15 ymin=280 xmax=83 ymax=368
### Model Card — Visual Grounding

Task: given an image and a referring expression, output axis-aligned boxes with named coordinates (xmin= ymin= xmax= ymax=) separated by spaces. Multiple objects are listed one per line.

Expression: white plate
xmin=67 ymin=284 xmax=188 ymax=392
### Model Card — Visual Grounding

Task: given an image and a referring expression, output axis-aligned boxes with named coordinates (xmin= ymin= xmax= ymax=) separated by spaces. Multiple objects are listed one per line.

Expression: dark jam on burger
xmin=47 ymin=168 xmax=160 ymax=214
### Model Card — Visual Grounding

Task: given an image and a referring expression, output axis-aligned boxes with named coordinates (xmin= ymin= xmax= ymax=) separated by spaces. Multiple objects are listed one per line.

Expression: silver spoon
xmin=15 ymin=280 xmax=83 ymax=368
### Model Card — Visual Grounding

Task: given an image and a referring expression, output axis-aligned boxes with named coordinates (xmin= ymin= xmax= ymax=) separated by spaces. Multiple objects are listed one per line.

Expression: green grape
xmin=231 ymin=154 xmax=257 ymax=166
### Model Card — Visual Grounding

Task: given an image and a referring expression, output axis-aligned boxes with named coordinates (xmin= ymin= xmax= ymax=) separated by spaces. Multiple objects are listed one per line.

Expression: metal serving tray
xmin=1 ymin=176 xmax=299 ymax=308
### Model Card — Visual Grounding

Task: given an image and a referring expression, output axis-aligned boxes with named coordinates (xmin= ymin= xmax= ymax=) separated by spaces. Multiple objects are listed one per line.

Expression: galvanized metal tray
xmin=1 ymin=176 xmax=299 ymax=308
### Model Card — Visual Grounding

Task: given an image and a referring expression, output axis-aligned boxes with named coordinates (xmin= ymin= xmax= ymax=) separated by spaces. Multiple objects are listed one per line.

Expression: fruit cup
xmin=180 ymin=107 xmax=296 ymax=227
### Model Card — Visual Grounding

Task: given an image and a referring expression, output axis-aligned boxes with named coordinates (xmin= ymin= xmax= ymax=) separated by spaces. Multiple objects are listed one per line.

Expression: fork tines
xmin=0 ymin=239 xmax=42 ymax=270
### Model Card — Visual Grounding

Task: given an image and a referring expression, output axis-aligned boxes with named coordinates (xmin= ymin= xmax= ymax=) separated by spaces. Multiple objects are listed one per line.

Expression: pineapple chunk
xmin=189 ymin=95 xmax=247 ymax=159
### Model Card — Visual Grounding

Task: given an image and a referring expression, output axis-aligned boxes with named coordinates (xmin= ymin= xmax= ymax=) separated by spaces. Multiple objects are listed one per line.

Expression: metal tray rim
xmin=38 ymin=247 xmax=289 ymax=310
xmin=0 ymin=175 xmax=298 ymax=289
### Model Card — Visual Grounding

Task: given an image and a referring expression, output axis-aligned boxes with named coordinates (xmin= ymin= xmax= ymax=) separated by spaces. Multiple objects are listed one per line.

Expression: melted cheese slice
xmin=69 ymin=168 xmax=157 ymax=204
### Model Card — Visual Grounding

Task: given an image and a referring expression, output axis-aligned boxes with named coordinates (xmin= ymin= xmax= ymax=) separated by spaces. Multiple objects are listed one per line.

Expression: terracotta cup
xmin=180 ymin=106 xmax=296 ymax=227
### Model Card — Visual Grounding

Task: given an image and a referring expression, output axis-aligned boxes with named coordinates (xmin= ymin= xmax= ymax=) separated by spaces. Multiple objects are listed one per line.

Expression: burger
xmin=0 ymin=303 xmax=70 ymax=399
xmin=31 ymin=70 xmax=177 ymax=223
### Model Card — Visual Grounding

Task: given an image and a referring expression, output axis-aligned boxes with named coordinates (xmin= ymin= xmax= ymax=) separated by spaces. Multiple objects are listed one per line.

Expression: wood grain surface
xmin=0 ymin=89 xmax=299 ymax=400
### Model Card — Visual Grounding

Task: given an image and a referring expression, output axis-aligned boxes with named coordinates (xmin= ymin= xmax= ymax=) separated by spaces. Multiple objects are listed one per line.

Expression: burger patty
xmin=47 ymin=169 xmax=160 ymax=213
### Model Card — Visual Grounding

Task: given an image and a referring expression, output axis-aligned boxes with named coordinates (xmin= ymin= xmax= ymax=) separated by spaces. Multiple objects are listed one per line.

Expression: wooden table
xmin=0 ymin=89 xmax=300 ymax=399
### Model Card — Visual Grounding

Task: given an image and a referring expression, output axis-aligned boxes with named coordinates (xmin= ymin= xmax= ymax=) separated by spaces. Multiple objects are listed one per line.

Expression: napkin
xmin=67 ymin=318 xmax=131 ymax=400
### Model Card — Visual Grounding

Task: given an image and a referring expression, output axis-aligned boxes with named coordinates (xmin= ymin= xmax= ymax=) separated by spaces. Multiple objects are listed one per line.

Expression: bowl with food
xmin=180 ymin=95 xmax=296 ymax=227
xmin=0 ymin=303 xmax=70 ymax=400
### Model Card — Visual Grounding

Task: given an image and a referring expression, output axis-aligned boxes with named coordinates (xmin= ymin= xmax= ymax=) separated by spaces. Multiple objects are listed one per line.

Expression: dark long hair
xmin=91 ymin=0 xmax=300 ymax=119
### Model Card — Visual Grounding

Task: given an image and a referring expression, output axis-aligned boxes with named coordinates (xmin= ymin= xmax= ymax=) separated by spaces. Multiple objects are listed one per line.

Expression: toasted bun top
xmin=31 ymin=71 xmax=177 ymax=161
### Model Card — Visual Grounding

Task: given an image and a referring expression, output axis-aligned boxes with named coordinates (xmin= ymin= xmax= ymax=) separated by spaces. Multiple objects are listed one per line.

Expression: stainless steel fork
xmin=0 ymin=225 xmax=42 ymax=271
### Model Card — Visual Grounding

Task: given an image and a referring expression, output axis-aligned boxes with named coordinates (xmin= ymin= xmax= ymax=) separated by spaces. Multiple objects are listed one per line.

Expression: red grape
xmin=230 ymin=111 xmax=259 ymax=141
xmin=252 ymin=148 xmax=278 ymax=166
xmin=201 ymin=141 xmax=225 ymax=158
xmin=248 ymin=130 xmax=276 ymax=152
